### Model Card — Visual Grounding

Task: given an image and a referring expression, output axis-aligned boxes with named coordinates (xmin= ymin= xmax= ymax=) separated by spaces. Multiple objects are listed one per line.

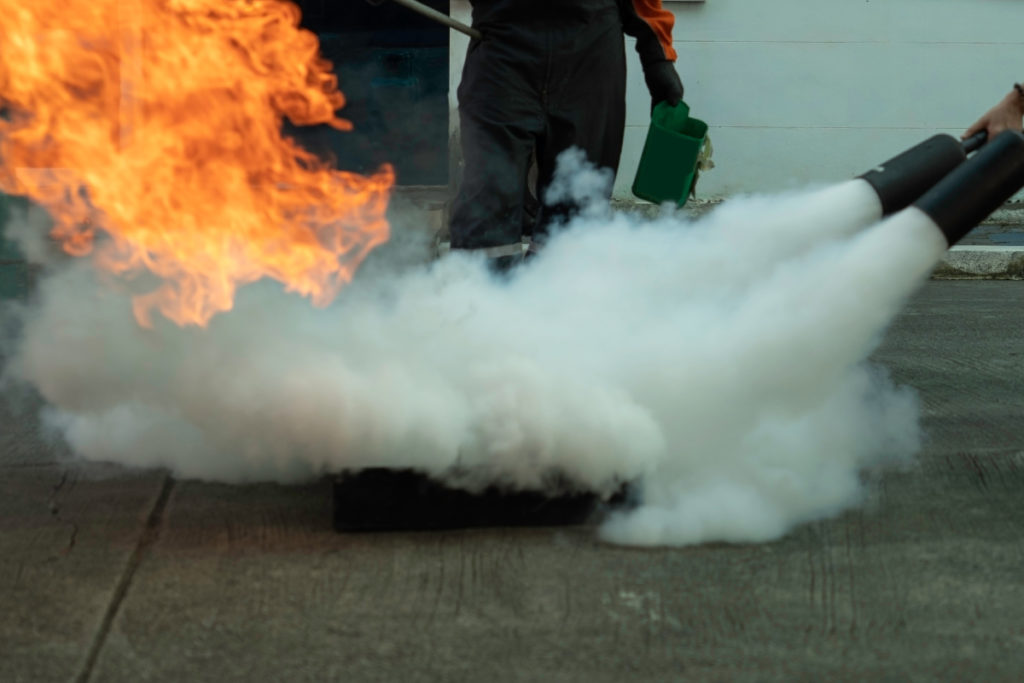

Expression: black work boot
xmin=487 ymin=253 xmax=524 ymax=276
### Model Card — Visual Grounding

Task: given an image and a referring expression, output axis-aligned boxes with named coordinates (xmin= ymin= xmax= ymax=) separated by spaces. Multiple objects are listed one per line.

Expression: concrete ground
xmin=934 ymin=205 xmax=1024 ymax=279
xmin=2 ymin=280 xmax=1023 ymax=682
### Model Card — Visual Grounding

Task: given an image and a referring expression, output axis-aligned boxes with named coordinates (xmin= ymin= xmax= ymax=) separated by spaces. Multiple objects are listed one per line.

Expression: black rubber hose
xmin=859 ymin=135 xmax=968 ymax=216
xmin=914 ymin=130 xmax=1024 ymax=246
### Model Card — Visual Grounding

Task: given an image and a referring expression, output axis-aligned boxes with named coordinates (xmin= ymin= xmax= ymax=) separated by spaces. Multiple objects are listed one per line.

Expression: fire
xmin=0 ymin=0 xmax=394 ymax=326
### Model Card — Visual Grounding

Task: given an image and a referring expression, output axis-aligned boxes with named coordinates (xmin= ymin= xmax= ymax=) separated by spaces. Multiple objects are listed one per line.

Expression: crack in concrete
xmin=47 ymin=469 xmax=79 ymax=555
xmin=64 ymin=521 xmax=79 ymax=555
xmin=74 ymin=474 xmax=175 ymax=683
xmin=48 ymin=469 xmax=69 ymax=516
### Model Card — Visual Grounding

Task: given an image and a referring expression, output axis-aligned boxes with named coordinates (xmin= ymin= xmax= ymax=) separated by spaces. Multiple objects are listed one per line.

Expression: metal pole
xmin=386 ymin=0 xmax=482 ymax=40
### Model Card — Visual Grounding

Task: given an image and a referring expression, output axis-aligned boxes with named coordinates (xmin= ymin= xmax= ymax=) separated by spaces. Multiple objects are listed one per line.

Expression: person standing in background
xmin=449 ymin=0 xmax=685 ymax=270
xmin=963 ymin=82 xmax=1024 ymax=140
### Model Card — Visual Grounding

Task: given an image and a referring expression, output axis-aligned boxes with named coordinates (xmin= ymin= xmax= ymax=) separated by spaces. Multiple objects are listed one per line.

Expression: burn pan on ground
xmin=332 ymin=468 xmax=630 ymax=532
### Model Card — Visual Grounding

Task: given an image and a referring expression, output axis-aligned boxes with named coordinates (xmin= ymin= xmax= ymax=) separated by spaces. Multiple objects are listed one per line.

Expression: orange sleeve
xmin=631 ymin=0 xmax=677 ymax=62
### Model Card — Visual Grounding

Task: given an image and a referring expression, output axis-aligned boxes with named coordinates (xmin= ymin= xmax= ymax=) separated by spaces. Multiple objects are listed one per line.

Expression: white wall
xmin=449 ymin=0 xmax=1024 ymax=200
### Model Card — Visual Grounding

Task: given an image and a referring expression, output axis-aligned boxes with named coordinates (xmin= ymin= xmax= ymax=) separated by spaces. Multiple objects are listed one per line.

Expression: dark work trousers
xmin=449 ymin=11 xmax=627 ymax=253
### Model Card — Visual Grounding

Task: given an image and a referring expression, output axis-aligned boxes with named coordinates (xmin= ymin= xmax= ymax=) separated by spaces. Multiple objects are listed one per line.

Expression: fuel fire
xmin=0 ymin=0 xmax=394 ymax=326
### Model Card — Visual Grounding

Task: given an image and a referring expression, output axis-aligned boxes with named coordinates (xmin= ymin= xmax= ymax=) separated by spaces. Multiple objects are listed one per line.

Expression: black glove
xmin=643 ymin=60 xmax=684 ymax=112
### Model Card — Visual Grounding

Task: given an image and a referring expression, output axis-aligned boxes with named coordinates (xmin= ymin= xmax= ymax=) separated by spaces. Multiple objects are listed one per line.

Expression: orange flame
xmin=0 ymin=0 xmax=394 ymax=326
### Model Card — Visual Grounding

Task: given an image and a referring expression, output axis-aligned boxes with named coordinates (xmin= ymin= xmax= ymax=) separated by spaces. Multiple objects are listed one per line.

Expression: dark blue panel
xmin=286 ymin=2 xmax=451 ymax=184
xmin=287 ymin=34 xmax=450 ymax=185
xmin=296 ymin=0 xmax=450 ymax=46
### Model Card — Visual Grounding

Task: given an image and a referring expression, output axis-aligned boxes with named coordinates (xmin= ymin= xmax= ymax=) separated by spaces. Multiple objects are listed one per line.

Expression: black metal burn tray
xmin=333 ymin=468 xmax=629 ymax=532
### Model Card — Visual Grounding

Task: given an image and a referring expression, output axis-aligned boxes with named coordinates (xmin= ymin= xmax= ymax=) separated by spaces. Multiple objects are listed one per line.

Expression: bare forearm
xmin=1001 ymin=82 xmax=1024 ymax=114
xmin=991 ymin=83 xmax=1024 ymax=126
xmin=962 ymin=82 xmax=1024 ymax=139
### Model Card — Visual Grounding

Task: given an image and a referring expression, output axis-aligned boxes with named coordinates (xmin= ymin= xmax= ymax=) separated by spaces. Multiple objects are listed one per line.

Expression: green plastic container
xmin=632 ymin=101 xmax=708 ymax=206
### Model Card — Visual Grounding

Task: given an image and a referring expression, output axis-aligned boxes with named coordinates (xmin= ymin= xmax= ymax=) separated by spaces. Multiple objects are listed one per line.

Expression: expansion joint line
xmin=75 ymin=474 xmax=175 ymax=683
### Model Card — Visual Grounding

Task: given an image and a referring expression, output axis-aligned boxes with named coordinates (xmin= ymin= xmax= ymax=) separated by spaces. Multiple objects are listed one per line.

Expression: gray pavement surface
xmin=937 ymin=206 xmax=1024 ymax=279
xmin=960 ymin=205 xmax=1024 ymax=246
xmin=2 ymin=281 xmax=1024 ymax=682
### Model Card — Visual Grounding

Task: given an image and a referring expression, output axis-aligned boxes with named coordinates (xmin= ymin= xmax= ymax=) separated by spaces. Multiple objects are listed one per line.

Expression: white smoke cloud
xmin=0 ymin=151 xmax=948 ymax=546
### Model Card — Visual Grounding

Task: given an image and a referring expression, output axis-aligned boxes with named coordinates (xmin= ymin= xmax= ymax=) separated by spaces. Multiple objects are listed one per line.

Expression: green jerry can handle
xmin=631 ymin=100 xmax=709 ymax=207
